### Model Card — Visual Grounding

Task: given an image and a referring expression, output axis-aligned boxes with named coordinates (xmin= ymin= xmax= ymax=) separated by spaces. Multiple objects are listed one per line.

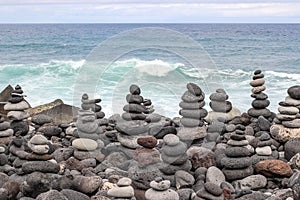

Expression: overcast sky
xmin=0 ymin=0 xmax=299 ymax=23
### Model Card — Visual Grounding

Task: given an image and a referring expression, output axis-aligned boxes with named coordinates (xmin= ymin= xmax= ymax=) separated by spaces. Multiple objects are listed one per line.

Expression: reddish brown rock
xmin=255 ymin=160 xmax=293 ymax=177
xmin=137 ymin=136 xmax=157 ymax=149
xmin=223 ymin=188 xmax=233 ymax=200
xmin=2 ymin=181 xmax=20 ymax=200
xmin=65 ymin=157 xmax=87 ymax=171
xmin=0 ymin=137 xmax=14 ymax=145
xmin=191 ymin=151 xmax=216 ymax=170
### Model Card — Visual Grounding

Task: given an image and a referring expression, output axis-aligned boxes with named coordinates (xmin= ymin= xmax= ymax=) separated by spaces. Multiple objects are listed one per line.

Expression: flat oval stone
xmin=288 ymin=85 xmax=300 ymax=100
xmin=221 ymin=157 xmax=252 ymax=169
xmin=222 ymin=165 xmax=254 ymax=181
xmin=187 ymin=83 xmax=202 ymax=96
xmin=256 ymin=146 xmax=272 ymax=156
xmin=225 ymin=147 xmax=251 ymax=157
xmin=250 ymin=78 xmax=265 ymax=87
xmin=251 ymin=92 xmax=268 ymax=100
xmin=248 ymin=108 xmax=271 ymax=118
xmin=180 ymin=117 xmax=204 ymax=127
xmin=252 ymin=86 xmax=266 ymax=94
xmin=253 ymin=73 xmax=264 ymax=80
xmin=285 ymin=96 xmax=300 ymax=106
xmin=179 ymin=109 xmax=208 ymax=119
xmin=30 ymin=134 xmax=48 ymax=145
xmin=209 ymin=92 xmax=228 ymax=102
xmin=254 ymin=70 xmax=262 ymax=75
xmin=252 ymin=99 xmax=270 ymax=109
xmin=117 ymin=177 xmax=132 ymax=187
xmin=163 ymin=134 xmax=180 ymax=146
xmin=72 ymin=138 xmax=98 ymax=151
xmin=278 ymin=106 xmax=299 ymax=115
xmin=179 ymin=101 xmax=205 ymax=109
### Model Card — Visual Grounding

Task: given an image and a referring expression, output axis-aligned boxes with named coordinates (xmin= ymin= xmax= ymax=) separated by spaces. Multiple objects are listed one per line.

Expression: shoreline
xmin=0 ymin=70 xmax=300 ymax=199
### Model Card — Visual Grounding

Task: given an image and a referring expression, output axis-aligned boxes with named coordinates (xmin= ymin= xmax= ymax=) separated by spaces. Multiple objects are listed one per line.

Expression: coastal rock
xmin=284 ymin=138 xmax=300 ymax=160
xmin=206 ymin=166 xmax=225 ymax=186
xmin=22 ymin=161 xmax=60 ymax=174
xmin=72 ymin=138 xmax=98 ymax=151
xmin=288 ymin=85 xmax=300 ymax=100
xmin=73 ymin=176 xmax=102 ymax=194
xmin=205 ymin=107 xmax=241 ymax=123
xmin=255 ymin=160 xmax=293 ymax=177
xmin=270 ymin=124 xmax=300 ymax=142
xmin=235 ymin=175 xmax=267 ymax=190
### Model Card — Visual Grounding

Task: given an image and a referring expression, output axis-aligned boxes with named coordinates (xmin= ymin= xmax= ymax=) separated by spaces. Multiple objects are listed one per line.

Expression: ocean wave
xmin=112 ymin=58 xmax=185 ymax=77
xmin=266 ymin=70 xmax=300 ymax=82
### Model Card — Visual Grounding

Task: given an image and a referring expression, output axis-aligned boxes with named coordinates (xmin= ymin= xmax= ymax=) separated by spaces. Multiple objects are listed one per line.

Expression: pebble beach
xmin=1 ymin=69 xmax=300 ymax=200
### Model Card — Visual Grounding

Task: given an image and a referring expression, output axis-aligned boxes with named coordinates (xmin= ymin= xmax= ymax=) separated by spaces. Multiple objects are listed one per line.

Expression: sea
xmin=0 ymin=23 xmax=300 ymax=117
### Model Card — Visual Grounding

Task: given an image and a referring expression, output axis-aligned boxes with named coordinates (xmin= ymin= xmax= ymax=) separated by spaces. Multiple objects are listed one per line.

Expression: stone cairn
xmin=275 ymin=85 xmax=300 ymax=128
xmin=145 ymin=177 xmax=179 ymax=200
xmin=72 ymin=94 xmax=105 ymax=161
xmin=128 ymin=135 xmax=162 ymax=190
xmin=116 ymin=84 xmax=154 ymax=149
xmin=159 ymin=134 xmax=192 ymax=178
xmin=248 ymin=70 xmax=271 ymax=119
xmin=21 ymin=134 xmax=59 ymax=174
xmin=177 ymin=83 xmax=207 ymax=143
xmin=205 ymin=89 xmax=241 ymax=124
xmin=221 ymin=125 xmax=253 ymax=181
xmin=251 ymin=131 xmax=278 ymax=165
xmin=203 ymin=89 xmax=233 ymax=150
xmin=107 ymin=177 xmax=135 ymax=200
xmin=0 ymin=114 xmax=14 ymax=145
xmin=81 ymin=93 xmax=105 ymax=120
xmin=4 ymin=85 xmax=30 ymax=136
xmin=270 ymin=85 xmax=300 ymax=143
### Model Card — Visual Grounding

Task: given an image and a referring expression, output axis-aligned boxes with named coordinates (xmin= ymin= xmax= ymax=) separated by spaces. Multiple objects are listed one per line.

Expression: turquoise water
xmin=1 ymin=24 xmax=300 ymax=117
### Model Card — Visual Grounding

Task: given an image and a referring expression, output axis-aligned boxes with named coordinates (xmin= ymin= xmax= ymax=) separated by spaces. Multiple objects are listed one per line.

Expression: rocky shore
xmin=1 ymin=70 xmax=300 ymax=200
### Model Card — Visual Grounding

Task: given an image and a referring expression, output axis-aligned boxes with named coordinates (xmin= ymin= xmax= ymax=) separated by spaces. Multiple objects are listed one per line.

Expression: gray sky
xmin=0 ymin=0 xmax=299 ymax=23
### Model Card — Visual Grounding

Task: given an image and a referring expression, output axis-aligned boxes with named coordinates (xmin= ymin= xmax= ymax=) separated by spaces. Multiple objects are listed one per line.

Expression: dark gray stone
xmin=179 ymin=109 xmax=207 ymax=119
xmin=61 ymin=189 xmax=90 ymax=200
xmin=284 ymin=138 xmax=300 ymax=160
xmin=36 ymin=190 xmax=67 ymax=200
xmin=222 ymin=166 xmax=254 ymax=181
xmin=181 ymin=91 xmax=204 ymax=103
xmin=126 ymin=94 xmax=144 ymax=104
xmin=210 ymin=101 xmax=232 ymax=113
xmin=288 ymin=85 xmax=300 ymax=100
xmin=180 ymin=117 xmax=204 ymax=127
xmin=22 ymin=161 xmax=60 ymax=174
xmin=252 ymin=99 xmax=270 ymax=109
xmin=210 ymin=92 xmax=228 ymax=102
xmin=225 ymin=147 xmax=251 ymax=157
xmin=129 ymin=84 xmax=141 ymax=95
xmin=251 ymin=92 xmax=268 ymax=100
xmin=221 ymin=157 xmax=252 ymax=169
xmin=258 ymin=116 xmax=271 ymax=131
xmin=31 ymin=114 xmax=53 ymax=125
xmin=187 ymin=83 xmax=202 ymax=96
xmin=248 ymin=108 xmax=271 ymax=118
xmin=179 ymin=101 xmax=205 ymax=109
